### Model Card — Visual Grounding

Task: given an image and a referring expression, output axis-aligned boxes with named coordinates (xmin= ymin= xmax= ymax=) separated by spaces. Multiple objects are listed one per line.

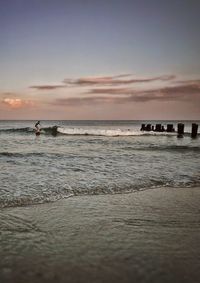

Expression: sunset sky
xmin=0 ymin=0 xmax=200 ymax=120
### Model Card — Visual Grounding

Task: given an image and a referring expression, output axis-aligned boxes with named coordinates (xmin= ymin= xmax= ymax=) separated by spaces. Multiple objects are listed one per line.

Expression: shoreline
xmin=1 ymin=185 xmax=200 ymax=210
xmin=1 ymin=186 xmax=200 ymax=283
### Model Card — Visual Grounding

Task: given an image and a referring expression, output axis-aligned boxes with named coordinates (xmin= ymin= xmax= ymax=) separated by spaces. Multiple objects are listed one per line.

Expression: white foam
xmin=57 ymin=127 xmax=177 ymax=137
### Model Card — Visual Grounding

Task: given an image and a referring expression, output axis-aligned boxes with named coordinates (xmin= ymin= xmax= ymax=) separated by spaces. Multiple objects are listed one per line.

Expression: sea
xmin=0 ymin=120 xmax=200 ymax=209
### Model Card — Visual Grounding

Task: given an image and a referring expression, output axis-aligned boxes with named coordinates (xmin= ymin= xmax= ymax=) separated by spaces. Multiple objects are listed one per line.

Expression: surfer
xmin=35 ymin=121 xmax=41 ymax=135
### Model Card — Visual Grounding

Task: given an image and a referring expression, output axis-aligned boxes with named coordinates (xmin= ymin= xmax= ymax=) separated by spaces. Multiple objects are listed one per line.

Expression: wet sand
xmin=0 ymin=187 xmax=200 ymax=283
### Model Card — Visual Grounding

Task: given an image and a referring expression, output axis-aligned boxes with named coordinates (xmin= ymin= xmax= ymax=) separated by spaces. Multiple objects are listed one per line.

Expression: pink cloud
xmin=63 ymin=74 xmax=175 ymax=86
xmin=87 ymin=87 xmax=133 ymax=95
xmin=2 ymin=98 xmax=35 ymax=109
xmin=51 ymin=82 xmax=200 ymax=106
xmin=30 ymin=74 xmax=176 ymax=90
xmin=29 ymin=85 xmax=66 ymax=90
xmin=54 ymin=96 xmax=114 ymax=106
xmin=173 ymin=79 xmax=200 ymax=86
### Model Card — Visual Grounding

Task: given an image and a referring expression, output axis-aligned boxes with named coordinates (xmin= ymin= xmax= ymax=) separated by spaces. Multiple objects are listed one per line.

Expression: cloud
xmin=2 ymin=98 xmax=35 ymax=108
xmin=28 ymin=74 xmax=176 ymax=91
xmin=54 ymin=96 xmax=114 ymax=106
xmin=151 ymin=83 xmax=200 ymax=97
xmin=1 ymin=92 xmax=14 ymax=97
xmin=87 ymin=87 xmax=133 ymax=95
xmin=19 ymin=75 xmax=200 ymax=108
xmin=120 ymin=83 xmax=200 ymax=103
xmin=51 ymin=82 xmax=200 ymax=106
xmin=29 ymin=85 xmax=66 ymax=90
xmin=63 ymin=74 xmax=175 ymax=87
xmin=173 ymin=79 xmax=200 ymax=86
xmin=89 ymin=82 xmax=200 ymax=96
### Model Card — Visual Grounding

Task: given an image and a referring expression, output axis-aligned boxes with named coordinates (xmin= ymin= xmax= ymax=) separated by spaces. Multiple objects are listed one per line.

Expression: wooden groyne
xmin=140 ymin=123 xmax=175 ymax=133
xmin=140 ymin=123 xmax=198 ymax=138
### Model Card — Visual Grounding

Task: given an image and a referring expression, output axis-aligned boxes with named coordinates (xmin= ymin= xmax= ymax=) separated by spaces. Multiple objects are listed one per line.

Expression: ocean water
xmin=0 ymin=120 xmax=200 ymax=208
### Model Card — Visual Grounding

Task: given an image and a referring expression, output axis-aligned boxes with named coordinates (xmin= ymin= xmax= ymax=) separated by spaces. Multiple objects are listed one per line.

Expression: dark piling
xmin=167 ymin=124 xmax=175 ymax=132
xmin=146 ymin=124 xmax=152 ymax=131
xmin=191 ymin=123 xmax=198 ymax=138
xmin=155 ymin=124 xmax=162 ymax=132
xmin=140 ymin=124 xmax=146 ymax=131
xmin=177 ymin=123 xmax=184 ymax=137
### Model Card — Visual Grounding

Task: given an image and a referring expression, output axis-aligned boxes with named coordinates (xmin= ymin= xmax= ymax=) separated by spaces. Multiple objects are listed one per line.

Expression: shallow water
xmin=0 ymin=120 xmax=200 ymax=208
xmin=0 ymin=187 xmax=200 ymax=283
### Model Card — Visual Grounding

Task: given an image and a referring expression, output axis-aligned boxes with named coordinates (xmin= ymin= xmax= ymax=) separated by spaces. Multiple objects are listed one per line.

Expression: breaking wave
xmin=0 ymin=126 xmax=198 ymax=137
xmin=57 ymin=127 xmax=177 ymax=136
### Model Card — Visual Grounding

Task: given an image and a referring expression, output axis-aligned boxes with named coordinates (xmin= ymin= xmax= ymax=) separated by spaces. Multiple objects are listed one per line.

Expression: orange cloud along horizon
xmin=3 ymin=98 xmax=35 ymax=109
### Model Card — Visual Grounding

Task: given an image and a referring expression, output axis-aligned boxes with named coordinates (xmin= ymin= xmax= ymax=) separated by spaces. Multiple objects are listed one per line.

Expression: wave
xmin=0 ymin=151 xmax=72 ymax=158
xmin=1 ymin=144 xmax=200 ymax=159
xmin=0 ymin=152 xmax=57 ymax=158
xmin=0 ymin=127 xmax=34 ymax=133
xmin=1 ymin=180 xmax=200 ymax=209
xmin=0 ymin=193 xmax=74 ymax=209
xmin=57 ymin=127 xmax=178 ymax=137
xmin=122 ymin=145 xmax=200 ymax=152
xmin=0 ymin=126 xmax=56 ymax=135
xmin=0 ymin=126 xmax=198 ymax=137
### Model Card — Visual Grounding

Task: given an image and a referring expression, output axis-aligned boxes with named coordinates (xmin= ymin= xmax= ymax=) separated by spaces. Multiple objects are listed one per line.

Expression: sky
xmin=0 ymin=0 xmax=200 ymax=120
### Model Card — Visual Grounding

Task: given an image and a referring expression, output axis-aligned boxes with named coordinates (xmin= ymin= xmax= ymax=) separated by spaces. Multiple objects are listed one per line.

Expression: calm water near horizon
xmin=0 ymin=120 xmax=200 ymax=208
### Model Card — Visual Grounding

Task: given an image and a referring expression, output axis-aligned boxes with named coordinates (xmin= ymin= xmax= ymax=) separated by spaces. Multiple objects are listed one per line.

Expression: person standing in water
xmin=35 ymin=121 xmax=41 ymax=135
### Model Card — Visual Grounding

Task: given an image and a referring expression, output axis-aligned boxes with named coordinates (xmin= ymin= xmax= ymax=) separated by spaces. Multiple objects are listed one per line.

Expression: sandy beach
xmin=0 ymin=186 xmax=200 ymax=283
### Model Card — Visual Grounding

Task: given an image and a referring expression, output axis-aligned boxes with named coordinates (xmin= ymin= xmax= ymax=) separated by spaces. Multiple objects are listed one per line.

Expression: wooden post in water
xmin=140 ymin=124 xmax=146 ymax=131
xmin=177 ymin=123 xmax=184 ymax=137
xmin=146 ymin=124 xmax=151 ymax=131
xmin=167 ymin=124 xmax=174 ymax=132
xmin=191 ymin=123 xmax=198 ymax=138
xmin=155 ymin=124 xmax=162 ymax=132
